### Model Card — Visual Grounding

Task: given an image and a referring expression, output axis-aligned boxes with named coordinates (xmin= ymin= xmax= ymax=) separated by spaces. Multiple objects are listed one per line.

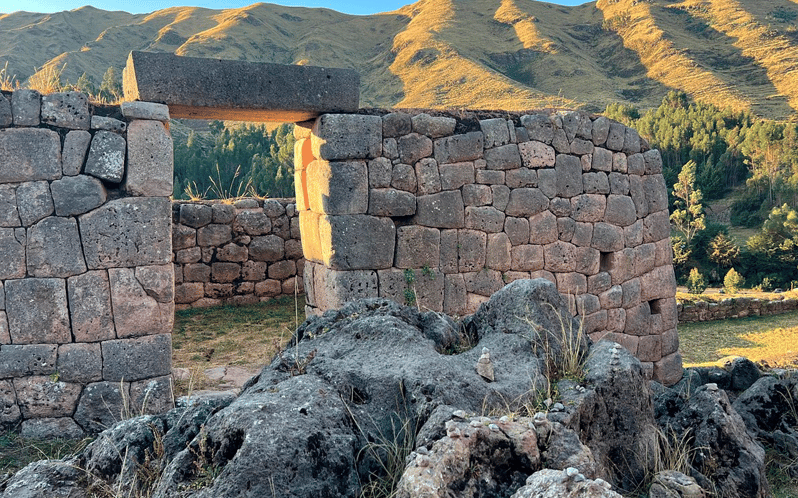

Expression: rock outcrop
xmin=0 ymin=279 xmax=777 ymax=498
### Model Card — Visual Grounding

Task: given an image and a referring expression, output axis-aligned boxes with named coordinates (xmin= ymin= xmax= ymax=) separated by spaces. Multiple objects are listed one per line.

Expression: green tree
xmin=687 ymin=268 xmax=707 ymax=295
xmin=99 ymin=66 xmax=122 ymax=102
xmin=671 ymin=160 xmax=706 ymax=246
xmin=747 ymin=203 xmax=798 ymax=263
xmin=708 ymin=233 xmax=739 ymax=269
xmin=723 ymin=268 xmax=745 ymax=293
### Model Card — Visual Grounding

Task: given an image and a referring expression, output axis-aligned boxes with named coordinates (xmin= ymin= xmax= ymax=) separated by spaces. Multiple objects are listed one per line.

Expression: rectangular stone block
xmin=85 ymin=130 xmax=126 ymax=183
xmin=68 ymin=270 xmax=116 ymax=342
xmin=57 ymin=343 xmax=103 ymax=383
xmin=80 ymin=197 xmax=172 ymax=269
xmin=640 ymin=265 xmax=677 ymax=302
xmin=511 ymin=245 xmax=544 ymax=271
xmin=313 ymin=267 xmax=378 ymax=310
xmin=395 ymin=226 xmax=440 ymax=269
xmin=444 ymin=274 xmax=467 ymax=316
xmin=0 ymin=128 xmax=61 ymax=183
xmin=0 ymin=312 xmax=8 ymax=344
xmin=0 ymin=379 xmax=20 ymax=425
xmin=368 ymin=188 xmax=416 ymax=217
xmin=102 ymin=334 xmax=172 ymax=382
xmin=654 ymin=352 xmax=683 ymax=386
xmin=458 ymin=229 xmax=487 ymax=272
xmin=109 ymin=268 xmax=174 ymax=339
xmin=41 ymin=92 xmax=90 ymax=129
xmin=124 ymin=51 xmax=360 ymax=122
xmin=434 ymin=132 xmax=483 ymax=164
xmin=26 ymin=216 xmax=87 ymax=278
xmin=6 ymin=278 xmax=70 ymax=344
xmin=440 ymin=162 xmax=475 ymax=191
xmin=11 ymin=89 xmax=40 ymax=126
xmin=312 ymin=114 xmax=382 ymax=160
xmin=486 ymin=233 xmax=512 ymax=271
xmin=0 ymin=185 xmax=20 ymax=227
xmin=0 ymin=344 xmax=57 ymax=378
xmin=307 ymin=160 xmax=368 ymax=215
xmin=377 ymin=268 xmax=443 ymax=311
xmin=319 ymin=215 xmax=395 ymax=270
xmin=464 ymin=269 xmax=503 ymax=297
xmin=14 ymin=376 xmax=82 ymax=418
xmin=413 ymin=191 xmax=465 ymax=229
xmin=0 ymin=228 xmax=25 ymax=279
xmin=299 ymin=211 xmax=323 ymax=263
xmin=125 ymin=120 xmax=174 ymax=196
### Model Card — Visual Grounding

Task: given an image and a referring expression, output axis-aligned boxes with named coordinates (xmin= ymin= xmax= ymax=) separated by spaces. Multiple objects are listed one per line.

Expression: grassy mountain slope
xmin=1 ymin=0 xmax=797 ymax=118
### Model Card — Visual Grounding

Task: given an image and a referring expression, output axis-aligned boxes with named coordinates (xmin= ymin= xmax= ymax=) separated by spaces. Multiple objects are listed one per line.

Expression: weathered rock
xmin=648 ymin=470 xmax=705 ymax=498
xmin=0 ymin=93 xmax=11 ymax=127
xmin=733 ymin=375 xmax=798 ymax=460
xmin=26 ymin=217 xmax=87 ymax=277
xmin=125 ymin=119 xmax=174 ymax=196
xmin=1 ymin=460 xmax=86 ymax=498
xmin=656 ymin=384 xmax=769 ymax=498
xmin=368 ymin=188 xmax=416 ymax=216
xmin=101 ymin=334 xmax=172 ymax=382
xmin=0 ymin=128 xmax=61 ymax=183
xmin=120 ymin=101 xmax=170 ymax=121
xmin=307 ymin=160 xmax=368 ymax=214
xmin=13 ymin=376 xmax=82 ymax=419
xmin=0 ymin=227 xmax=25 ymax=279
xmin=40 ymin=91 xmax=90 ymax=129
xmin=62 ymin=130 xmax=92 ymax=176
xmin=16 ymin=181 xmax=54 ymax=226
xmin=50 ymin=174 xmax=107 ymax=216
xmin=79 ymin=197 xmax=172 ymax=269
xmin=0 ymin=185 xmax=19 ymax=228
xmin=109 ymin=267 xmax=174 ymax=338
xmin=0 ymin=344 xmax=57 ymax=377
xmin=397 ymin=415 xmax=540 ymax=498
xmin=57 ymin=343 xmax=103 ymax=383
xmin=312 ymin=114 xmax=381 ymax=160
xmin=11 ymin=89 xmax=41 ymax=126
xmin=412 ymin=113 xmax=456 ymax=138
xmin=319 ymin=215 xmax=396 ymax=270
xmin=21 ymin=417 xmax=85 ymax=439
xmin=84 ymin=130 xmax=126 ymax=182
xmin=511 ymin=468 xmax=623 ymax=498
xmin=91 ymin=115 xmax=127 ymax=133
xmin=73 ymin=381 xmax=130 ymax=435
xmin=5 ymin=278 xmax=71 ymax=344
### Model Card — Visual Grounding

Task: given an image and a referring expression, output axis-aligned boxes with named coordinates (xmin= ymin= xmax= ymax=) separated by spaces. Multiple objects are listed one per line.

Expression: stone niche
xmin=0 ymin=90 xmax=174 ymax=437
xmin=296 ymin=110 xmax=682 ymax=385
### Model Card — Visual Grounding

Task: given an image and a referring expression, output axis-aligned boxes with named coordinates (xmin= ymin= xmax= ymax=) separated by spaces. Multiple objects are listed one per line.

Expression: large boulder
xmin=733 ymin=375 xmax=798 ymax=464
xmin=655 ymin=384 xmax=769 ymax=498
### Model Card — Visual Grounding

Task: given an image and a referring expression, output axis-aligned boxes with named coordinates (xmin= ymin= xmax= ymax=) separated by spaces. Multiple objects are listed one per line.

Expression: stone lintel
xmin=123 ymin=51 xmax=360 ymax=123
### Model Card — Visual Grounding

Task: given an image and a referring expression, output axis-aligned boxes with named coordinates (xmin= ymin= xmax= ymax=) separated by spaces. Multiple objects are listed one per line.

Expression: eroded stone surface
xmin=80 ymin=197 xmax=172 ymax=269
xmin=5 ymin=278 xmax=70 ymax=344
xmin=67 ymin=271 xmax=115 ymax=342
xmin=125 ymin=119 xmax=174 ymax=196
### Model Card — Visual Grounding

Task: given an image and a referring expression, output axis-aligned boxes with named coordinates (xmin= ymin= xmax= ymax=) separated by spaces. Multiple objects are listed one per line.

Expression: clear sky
xmin=1 ymin=0 xmax=590 ymax=16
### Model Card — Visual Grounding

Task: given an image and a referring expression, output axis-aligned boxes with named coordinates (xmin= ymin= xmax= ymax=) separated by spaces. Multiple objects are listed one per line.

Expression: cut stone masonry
xmin=0 ymin=90 xmax=174 ymax=437
xmin=296 ymin=110 xmax=681 ymax=385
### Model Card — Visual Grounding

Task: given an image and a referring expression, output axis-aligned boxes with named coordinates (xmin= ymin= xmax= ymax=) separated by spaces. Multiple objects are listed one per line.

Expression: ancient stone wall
xmin=0 ymin=90 xmax=174 ymax=437
xmin=172 ymin=198 xmax=303 ymax=308
xmin=679 ymin=296 xmax=798 ymax=322
xmin=296 ymin=110 xmax=681 ymax=384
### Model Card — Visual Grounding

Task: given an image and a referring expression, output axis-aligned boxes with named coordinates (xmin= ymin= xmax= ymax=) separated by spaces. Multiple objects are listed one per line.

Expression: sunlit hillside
xmin=1 ymin=0 xmax=797 ymax=118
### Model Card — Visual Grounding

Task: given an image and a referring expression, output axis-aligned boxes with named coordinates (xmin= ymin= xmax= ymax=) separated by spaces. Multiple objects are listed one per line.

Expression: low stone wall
xmin=0 ymin=90 xmax=174 ymax=436
xmin=172 ymin=198 xmax=303 ymax=308
xmin=679 ymin=296 xmax=798 ymax=322
xmin=295 ymin=110 xmax=681 ymax=384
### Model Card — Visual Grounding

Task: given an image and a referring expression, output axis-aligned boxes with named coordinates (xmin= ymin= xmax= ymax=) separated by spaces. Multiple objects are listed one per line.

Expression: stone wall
xmin=295 ymin=110 xmax=681 ymax=385
xmin=0 ymin=90 xmax=174 ymax=437
xmin=679 ymin=296 xmax=798 ymax=322
xmin=172 ymin=198 xmax=303 ymax=308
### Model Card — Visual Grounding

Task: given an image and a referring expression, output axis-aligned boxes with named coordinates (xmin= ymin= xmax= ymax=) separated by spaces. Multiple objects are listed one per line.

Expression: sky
xmin=1 ymin=0 xmax=589 ymax=16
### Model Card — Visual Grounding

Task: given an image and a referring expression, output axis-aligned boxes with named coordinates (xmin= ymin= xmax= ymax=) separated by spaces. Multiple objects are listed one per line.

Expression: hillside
xmin=1 ymin=0 xmax=798 ymax=118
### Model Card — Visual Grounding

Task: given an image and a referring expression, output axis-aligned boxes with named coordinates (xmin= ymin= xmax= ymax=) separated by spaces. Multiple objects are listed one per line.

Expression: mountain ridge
xmin=2 ymin=0 xmax=797 ymax=119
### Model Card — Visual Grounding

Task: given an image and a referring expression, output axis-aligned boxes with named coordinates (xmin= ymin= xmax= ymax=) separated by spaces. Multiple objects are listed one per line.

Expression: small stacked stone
xmin=172 ymin=197 xmax=303 ymax=308
xmin=295 ymin=109 xmax=680 ymax=384
xmin=0 ymin=90 xmax=175 ymax=436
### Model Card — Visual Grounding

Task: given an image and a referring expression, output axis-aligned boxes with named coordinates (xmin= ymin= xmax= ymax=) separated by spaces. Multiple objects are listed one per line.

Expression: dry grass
xmin=678 ymin=309 xmax=798 ymax=367
xmin=171 ymin=295 xmax=304 ymax=393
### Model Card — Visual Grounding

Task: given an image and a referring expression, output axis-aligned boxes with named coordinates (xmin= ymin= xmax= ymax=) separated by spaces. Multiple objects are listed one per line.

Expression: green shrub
xmin=724 ymin=268 xmax=745 ymax=293
xmin=687 ymin=268 xmax=707 ymax=295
